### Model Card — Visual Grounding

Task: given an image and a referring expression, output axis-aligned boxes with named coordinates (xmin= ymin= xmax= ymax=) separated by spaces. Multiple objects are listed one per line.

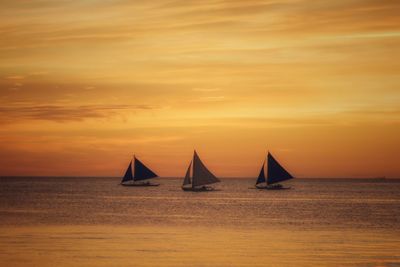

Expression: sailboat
xmin=120 ymin=156 xmax=159 ymax=186
xmin=182 ymin=150 xmax=221 ymax=191
xmin=255 ymin=152 xmax=294 ymax=190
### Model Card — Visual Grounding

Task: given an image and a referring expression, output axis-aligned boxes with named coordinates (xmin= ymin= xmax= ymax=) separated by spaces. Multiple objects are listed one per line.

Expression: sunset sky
xmin=0 ymin=0 xmax=399 ymax=178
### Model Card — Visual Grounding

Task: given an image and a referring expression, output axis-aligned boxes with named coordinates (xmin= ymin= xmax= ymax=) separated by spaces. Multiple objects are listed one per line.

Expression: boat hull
xmin=256 ymin=184 xmax=291 ymax=190
xmin=181 ymin=186 xmax=215 ymax=192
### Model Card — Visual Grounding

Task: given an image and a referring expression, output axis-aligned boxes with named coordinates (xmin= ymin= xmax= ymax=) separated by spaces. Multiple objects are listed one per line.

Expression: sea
xmin=0 ymin=177 xmax=399 ymax=267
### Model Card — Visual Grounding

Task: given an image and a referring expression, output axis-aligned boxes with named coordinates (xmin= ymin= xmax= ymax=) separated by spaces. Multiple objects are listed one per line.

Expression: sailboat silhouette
xmin=120 ymin=155 xmax=159 ymax=186
xmin=255 ymin=152 xmax=294 ymax=190
xmin=182 ymin=150 xmax=220 ymax=191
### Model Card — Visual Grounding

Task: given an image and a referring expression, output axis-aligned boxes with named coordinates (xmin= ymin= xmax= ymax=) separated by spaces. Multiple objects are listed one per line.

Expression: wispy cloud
xmin=192 ymin=88 xmax=221 ymax=92
xmin=0 ymin=104 xmax=155 ymax=123
xmin=5 ymin=75 xmax=24 ymax=80
xmin=192 ymin=96 xmax=226 ymax=102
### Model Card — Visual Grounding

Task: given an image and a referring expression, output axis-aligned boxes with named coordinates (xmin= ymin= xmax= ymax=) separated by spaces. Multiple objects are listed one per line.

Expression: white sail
xmin=192 ymin=151 xmax=220 ymax=187
xmin=182 ymin=161 xmax=192 ymax=186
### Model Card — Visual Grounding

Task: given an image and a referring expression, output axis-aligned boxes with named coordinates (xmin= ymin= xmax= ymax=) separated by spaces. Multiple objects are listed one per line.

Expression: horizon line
xmin=0 ymin=176 xmax=398 ymax=180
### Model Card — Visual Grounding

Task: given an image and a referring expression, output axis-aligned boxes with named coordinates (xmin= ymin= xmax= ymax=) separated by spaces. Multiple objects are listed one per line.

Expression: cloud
xmin=28 ymin=71 xmax=49 ymax=76
xmin=344 ymin=107 xmax=400 ymax=120
xmin=192 ymin=88 xmax=221 ymax=92
xmin=192 ymin=96 xmax=226 ymax=102
xmin=0 ymin=104 xmax=155 ymax=123
xmin=5 ymin=75 xmax=25 ymax=80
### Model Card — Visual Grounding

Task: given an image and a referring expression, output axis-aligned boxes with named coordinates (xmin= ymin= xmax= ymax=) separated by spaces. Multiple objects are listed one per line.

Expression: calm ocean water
xmin=0 ymin=177 xmax=399 ymax=267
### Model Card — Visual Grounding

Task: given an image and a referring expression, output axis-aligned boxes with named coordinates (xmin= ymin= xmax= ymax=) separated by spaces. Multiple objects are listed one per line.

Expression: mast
xmin=192 ymin=150 xmax=220 ymax=188
xmin=266 ymin=152 xmax=293 ymax=185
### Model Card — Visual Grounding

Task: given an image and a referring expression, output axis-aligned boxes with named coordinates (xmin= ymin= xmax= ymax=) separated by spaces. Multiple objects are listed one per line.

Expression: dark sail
xmin=192 ymin=151 xmax=220 ymax=187
xmin=133 ymin=157 xmax=158 ymax=181
xmin=121 ymin=160 xmax=133 ymax=183
xmin=267 ymin=153 xmax=293 ymax=185
xmin=182 ymin=161 xmax=192 ymax=186
xmin=256 ymin=162 xmax=266 ymax=185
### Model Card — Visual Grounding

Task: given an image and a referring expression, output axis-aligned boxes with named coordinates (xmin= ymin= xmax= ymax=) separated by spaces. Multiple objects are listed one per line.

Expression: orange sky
xmin=0 ymin=0 xmax=399 ymax=178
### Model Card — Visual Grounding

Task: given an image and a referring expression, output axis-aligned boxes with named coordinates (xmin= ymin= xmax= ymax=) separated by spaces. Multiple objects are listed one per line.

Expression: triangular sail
xmin=192 ymin=151 xmax=220 ymax=187
xmin=256 ymin=161 xmax=266 ymax=185
xmin=267 ymin=153 xmax=293 ymax=185
xmin=133 ymin=157 xmax=158 ymax=181
xmin=182 ymin=161 xmax=192 ymax=186
xmin=121 ymin=160 xmax=133 ymax=183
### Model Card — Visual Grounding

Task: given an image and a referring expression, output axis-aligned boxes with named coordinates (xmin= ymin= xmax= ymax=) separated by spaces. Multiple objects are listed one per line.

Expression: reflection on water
xmin=0 ymin=178 xmax=399 ymax=266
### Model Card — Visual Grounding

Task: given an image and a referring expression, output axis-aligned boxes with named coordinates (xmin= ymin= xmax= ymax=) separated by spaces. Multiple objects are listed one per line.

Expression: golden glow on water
xmin=1 ymin=226 xmax=399 ymax=267
xmin=1 ymin=178 xmax=399 ymax=266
